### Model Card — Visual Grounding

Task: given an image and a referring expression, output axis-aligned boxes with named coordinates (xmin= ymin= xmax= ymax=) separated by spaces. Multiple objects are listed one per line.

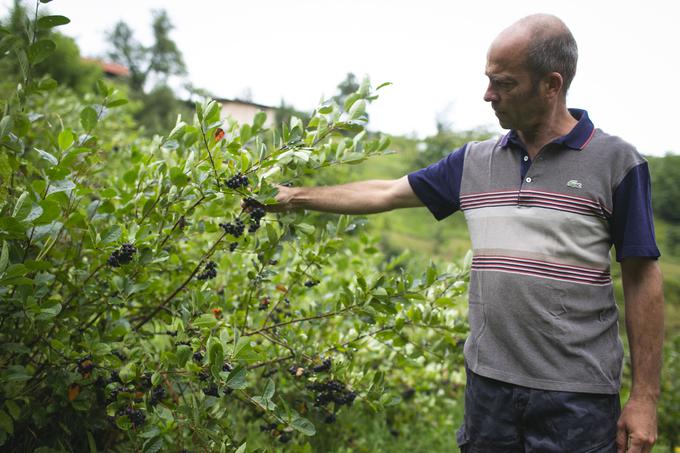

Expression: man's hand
xmin=268 ymin=184 xmax=296 ymax=212
xmin=616 ymin=396 xmax=658 ymax=453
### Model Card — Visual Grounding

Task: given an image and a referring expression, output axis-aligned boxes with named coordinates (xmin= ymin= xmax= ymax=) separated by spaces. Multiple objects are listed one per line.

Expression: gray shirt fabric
xmin=408 ymin=116 xmax=660 ymax=394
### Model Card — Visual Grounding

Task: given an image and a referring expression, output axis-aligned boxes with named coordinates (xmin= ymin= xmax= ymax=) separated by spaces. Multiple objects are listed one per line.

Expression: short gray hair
xmin=524 ymin=20 xmax=578 ymax=95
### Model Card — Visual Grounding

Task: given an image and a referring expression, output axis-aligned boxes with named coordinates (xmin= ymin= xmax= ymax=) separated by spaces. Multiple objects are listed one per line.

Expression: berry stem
xmin=245 ymin=303 xmax=360 ymax=337
xmin=135 ymin=230 xmax=228 ymax=330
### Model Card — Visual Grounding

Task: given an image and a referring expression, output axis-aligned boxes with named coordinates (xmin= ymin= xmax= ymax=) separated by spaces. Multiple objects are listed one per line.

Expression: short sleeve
xmin=611 ymin=161 xmax=661 ymax=261
xmin=407 ymin=145 xmax=466 ymax=221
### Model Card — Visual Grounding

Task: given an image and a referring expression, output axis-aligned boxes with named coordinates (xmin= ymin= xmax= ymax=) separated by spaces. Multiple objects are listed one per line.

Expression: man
xmin=273 ymin=14 xmax=663 ymax=453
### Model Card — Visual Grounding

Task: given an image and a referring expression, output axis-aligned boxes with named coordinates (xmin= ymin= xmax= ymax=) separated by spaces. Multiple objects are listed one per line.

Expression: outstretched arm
xmin=616 ymin=257 xmax=664 ymax=453
xmin=271 ymin=175 xmax=423 ymax=214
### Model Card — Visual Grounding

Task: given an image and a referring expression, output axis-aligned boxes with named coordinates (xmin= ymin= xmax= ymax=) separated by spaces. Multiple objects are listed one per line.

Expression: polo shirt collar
xmin=499 ymin=108 xmax=595 ymax=151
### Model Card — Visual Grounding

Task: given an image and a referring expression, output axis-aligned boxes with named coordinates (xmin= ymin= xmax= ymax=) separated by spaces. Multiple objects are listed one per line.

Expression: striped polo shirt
xmin=408 ymin=109 xmax=660 ymax=394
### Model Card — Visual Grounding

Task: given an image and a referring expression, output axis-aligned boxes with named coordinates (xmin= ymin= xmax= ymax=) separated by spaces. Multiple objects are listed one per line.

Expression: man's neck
xmin=518 ymin=105 xmax=578 ymax=159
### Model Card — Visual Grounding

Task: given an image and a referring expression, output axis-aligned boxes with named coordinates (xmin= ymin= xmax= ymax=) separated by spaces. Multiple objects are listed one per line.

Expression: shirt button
xmin=523 ymin=156 xmax=529 ymax=161
xmin=525 ymin=177 xmax=532 ymax=183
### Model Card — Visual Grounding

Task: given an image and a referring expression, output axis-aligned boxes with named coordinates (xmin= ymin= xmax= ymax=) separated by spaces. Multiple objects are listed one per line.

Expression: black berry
xmin=220 ymin=219 xmax=245 ymax=238
xmin=312 ymin=358 xmax=331 ymax=373
xmin=107 ymin=243 xmax=137 ymax=267
xmin=226 ymin=173 xmax=249 ymax=189
xmin=203 ymin=385 xmax=219 ymax=397
xmin=196 ymin=260 xmax=217 ymax=281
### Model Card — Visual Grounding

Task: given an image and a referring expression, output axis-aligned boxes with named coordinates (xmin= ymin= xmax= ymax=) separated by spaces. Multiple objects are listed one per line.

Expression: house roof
xmin=82 ymin=58 xmax=130 ymax=77
xmin=213 ymin=97 xmax=275 ymax=111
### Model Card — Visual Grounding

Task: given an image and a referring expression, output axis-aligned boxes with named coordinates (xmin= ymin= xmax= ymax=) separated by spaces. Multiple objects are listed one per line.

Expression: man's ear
xmin=544 ymin=72 xmax=564 ymax=98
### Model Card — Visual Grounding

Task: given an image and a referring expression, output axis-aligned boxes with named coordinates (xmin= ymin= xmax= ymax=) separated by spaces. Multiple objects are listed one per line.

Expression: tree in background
xmin=0 ymin=0 xmax=101 ymax=94
xmin=106 ymin=9 xmax=190 ymax=135
xmin=107 ymin=10 xmax=186 ymax=94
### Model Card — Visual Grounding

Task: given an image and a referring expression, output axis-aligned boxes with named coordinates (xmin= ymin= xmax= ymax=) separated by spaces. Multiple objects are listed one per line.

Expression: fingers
xmin=615 ymin=423 xmax=628 ymax=453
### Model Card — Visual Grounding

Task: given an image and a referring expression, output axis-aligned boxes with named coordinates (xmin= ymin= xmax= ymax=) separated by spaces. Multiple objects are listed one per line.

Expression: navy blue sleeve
xmin=611 ymin=161 xmax=661 ymax=262
xmin=407 ymin=145 xmax=466 ymax=221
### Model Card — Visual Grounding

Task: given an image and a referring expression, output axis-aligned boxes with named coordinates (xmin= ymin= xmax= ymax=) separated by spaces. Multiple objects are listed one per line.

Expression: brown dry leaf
xmin=68 ymin=384 xmax=80 ymax=401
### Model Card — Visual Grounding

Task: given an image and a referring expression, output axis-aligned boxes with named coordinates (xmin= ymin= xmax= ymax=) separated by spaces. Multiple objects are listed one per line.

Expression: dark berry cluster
xmin=77 ymin=355 xmax=95 ymax=378
xmin=220 ymin=219 xmax=245 ymax=238
xmin=242 ymin=197 xmax=266 ymax=233
xmin=304 ymin=280 xmax=320 ymax=288
xmin=193 ymin=351 xmax=204 ymax=363
xmin=260 ymin=422 xmax=277 ymax=432
xmin=226 ymin=173 xmax=249 ymax=189
xmin=308 ymin=380 xmax=356 ymax=407
xmin=229 ymin=242 xmax=238 ymax=252
xmin=139 ymin=372 xmax=153 ymax=390
xmin=324 ymin=413 xmax=336 ymax=424
xmin=149 ymin=386 xmax=166 ymax=406
xmin=203 ymin=384 xmax=219 ymax=397
xmin=118 ymin=406 xmax=145 ymax=428
xmin=222 ymin=362 xmax=233 ymax=372
xmin=197 ymin=261 xmax=217 ymax=280
xmin=312 ymin=358 xmax=331 ymax=373
xmin=107 ymin=243 xmax=136 ymax=267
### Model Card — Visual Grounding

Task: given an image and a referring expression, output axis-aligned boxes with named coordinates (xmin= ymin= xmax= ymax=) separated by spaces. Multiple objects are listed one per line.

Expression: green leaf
xmin=234 ymin=443 xmax=247 ymax=453
xmin=253 ymin=111 xmax=266 ymax=130
xmin=0 ymin=217 xmax=27 ymax=239
xmin=58 ymin=129 xmax=74 ymax=151
xmin=106 ymin=98 xmax=128 ymax=108
xmin=376 ymin=81 xmax=392 ymax=90
xmin=193 ymin=313 xmax=217 ymax=329
xmin=15 ymin=49 xmax=28 ymax=81
xmin=176 ymin=345 xmax=191 ymax=367
xmin=37 ymin=15 xmax=70 ymax=29
xmin=46 ymin=179 xmax=75 ymax=197
xmin=4 ymin=401 xmax=19 ymax=420
xmin=207 ymin=337 xmax=224 ymax=379
xmin=80 ymin=106 xmax=98 ymax=131
xmin=349 ymin=100 xmax=366 ymax=121
xmin=296 ymin=223 xmax=315 ymax=235
xmin=34 ymin=199 xmax=60 ymax=224
xmin=119 ymin=362 xmax=137 ymax=383
xmin=37 ymin=77 xmax=58 ymax=91
xmin=263 ymin=378 xmax=275 ymax=400
xmin=290 ymin=416 xmax=316 ymax=436
xmin=12 ymin=192 xmax=29 ymax=218
xmin=240 ymin=124 xmax=252 ymax=143
xmin=0 ymin=241 xmax=8 ymax=274
xmin=100 ymin=225 xmax=121 ymax=244
xmin=225 ymin=365 xmax=246 ymax=389
xmin=34 ymin=148 xmax=58 ymax=166
xmin=87 ymin=431 xmax=97 ymax=453
xmin=17 ymin=202 xmax=42 ymax=223
xmin=0 ymin=116 xmax=12 ymax=139
xmin=0 ymin=410 xmax=13 ymax=435
xmin=27 ymin=39 xmax=55 ymax=64
xmin=343 ymin=93 xmax=361 ymax=112
xmin=3 ymin=365 xmax=32 ymax=382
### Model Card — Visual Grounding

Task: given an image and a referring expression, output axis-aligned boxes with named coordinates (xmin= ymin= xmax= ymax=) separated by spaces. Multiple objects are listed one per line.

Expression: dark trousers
xmin=457 ymin=368 xmax=620 ymax=452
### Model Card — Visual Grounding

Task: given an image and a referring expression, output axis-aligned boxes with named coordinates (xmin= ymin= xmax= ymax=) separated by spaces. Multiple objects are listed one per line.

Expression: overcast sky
xmin=5 ymin=0 xmax=679 ymax=156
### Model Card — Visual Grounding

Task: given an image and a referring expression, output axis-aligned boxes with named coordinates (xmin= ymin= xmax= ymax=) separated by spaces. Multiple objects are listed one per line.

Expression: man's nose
xmin=483 ymin=83 xmax=498 ymax=103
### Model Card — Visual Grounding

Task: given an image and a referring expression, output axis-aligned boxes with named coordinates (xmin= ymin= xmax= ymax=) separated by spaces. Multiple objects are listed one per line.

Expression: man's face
xmin=483 ymin=37 xmax=547 ymax=131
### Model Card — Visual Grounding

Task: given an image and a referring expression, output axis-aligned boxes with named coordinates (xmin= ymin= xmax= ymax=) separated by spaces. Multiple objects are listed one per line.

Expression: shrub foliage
xmin=0 ymin=4 xmax=470 ymax=452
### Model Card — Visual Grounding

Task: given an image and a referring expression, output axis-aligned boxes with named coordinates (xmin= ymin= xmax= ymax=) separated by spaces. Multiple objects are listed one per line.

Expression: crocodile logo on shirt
xmin=566 ymin=180 xmax=583 ymax=189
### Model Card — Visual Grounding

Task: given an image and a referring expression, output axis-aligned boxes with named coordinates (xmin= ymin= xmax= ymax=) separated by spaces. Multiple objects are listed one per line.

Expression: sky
xmin=4 ymin=0 xmax=679 ymax=156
